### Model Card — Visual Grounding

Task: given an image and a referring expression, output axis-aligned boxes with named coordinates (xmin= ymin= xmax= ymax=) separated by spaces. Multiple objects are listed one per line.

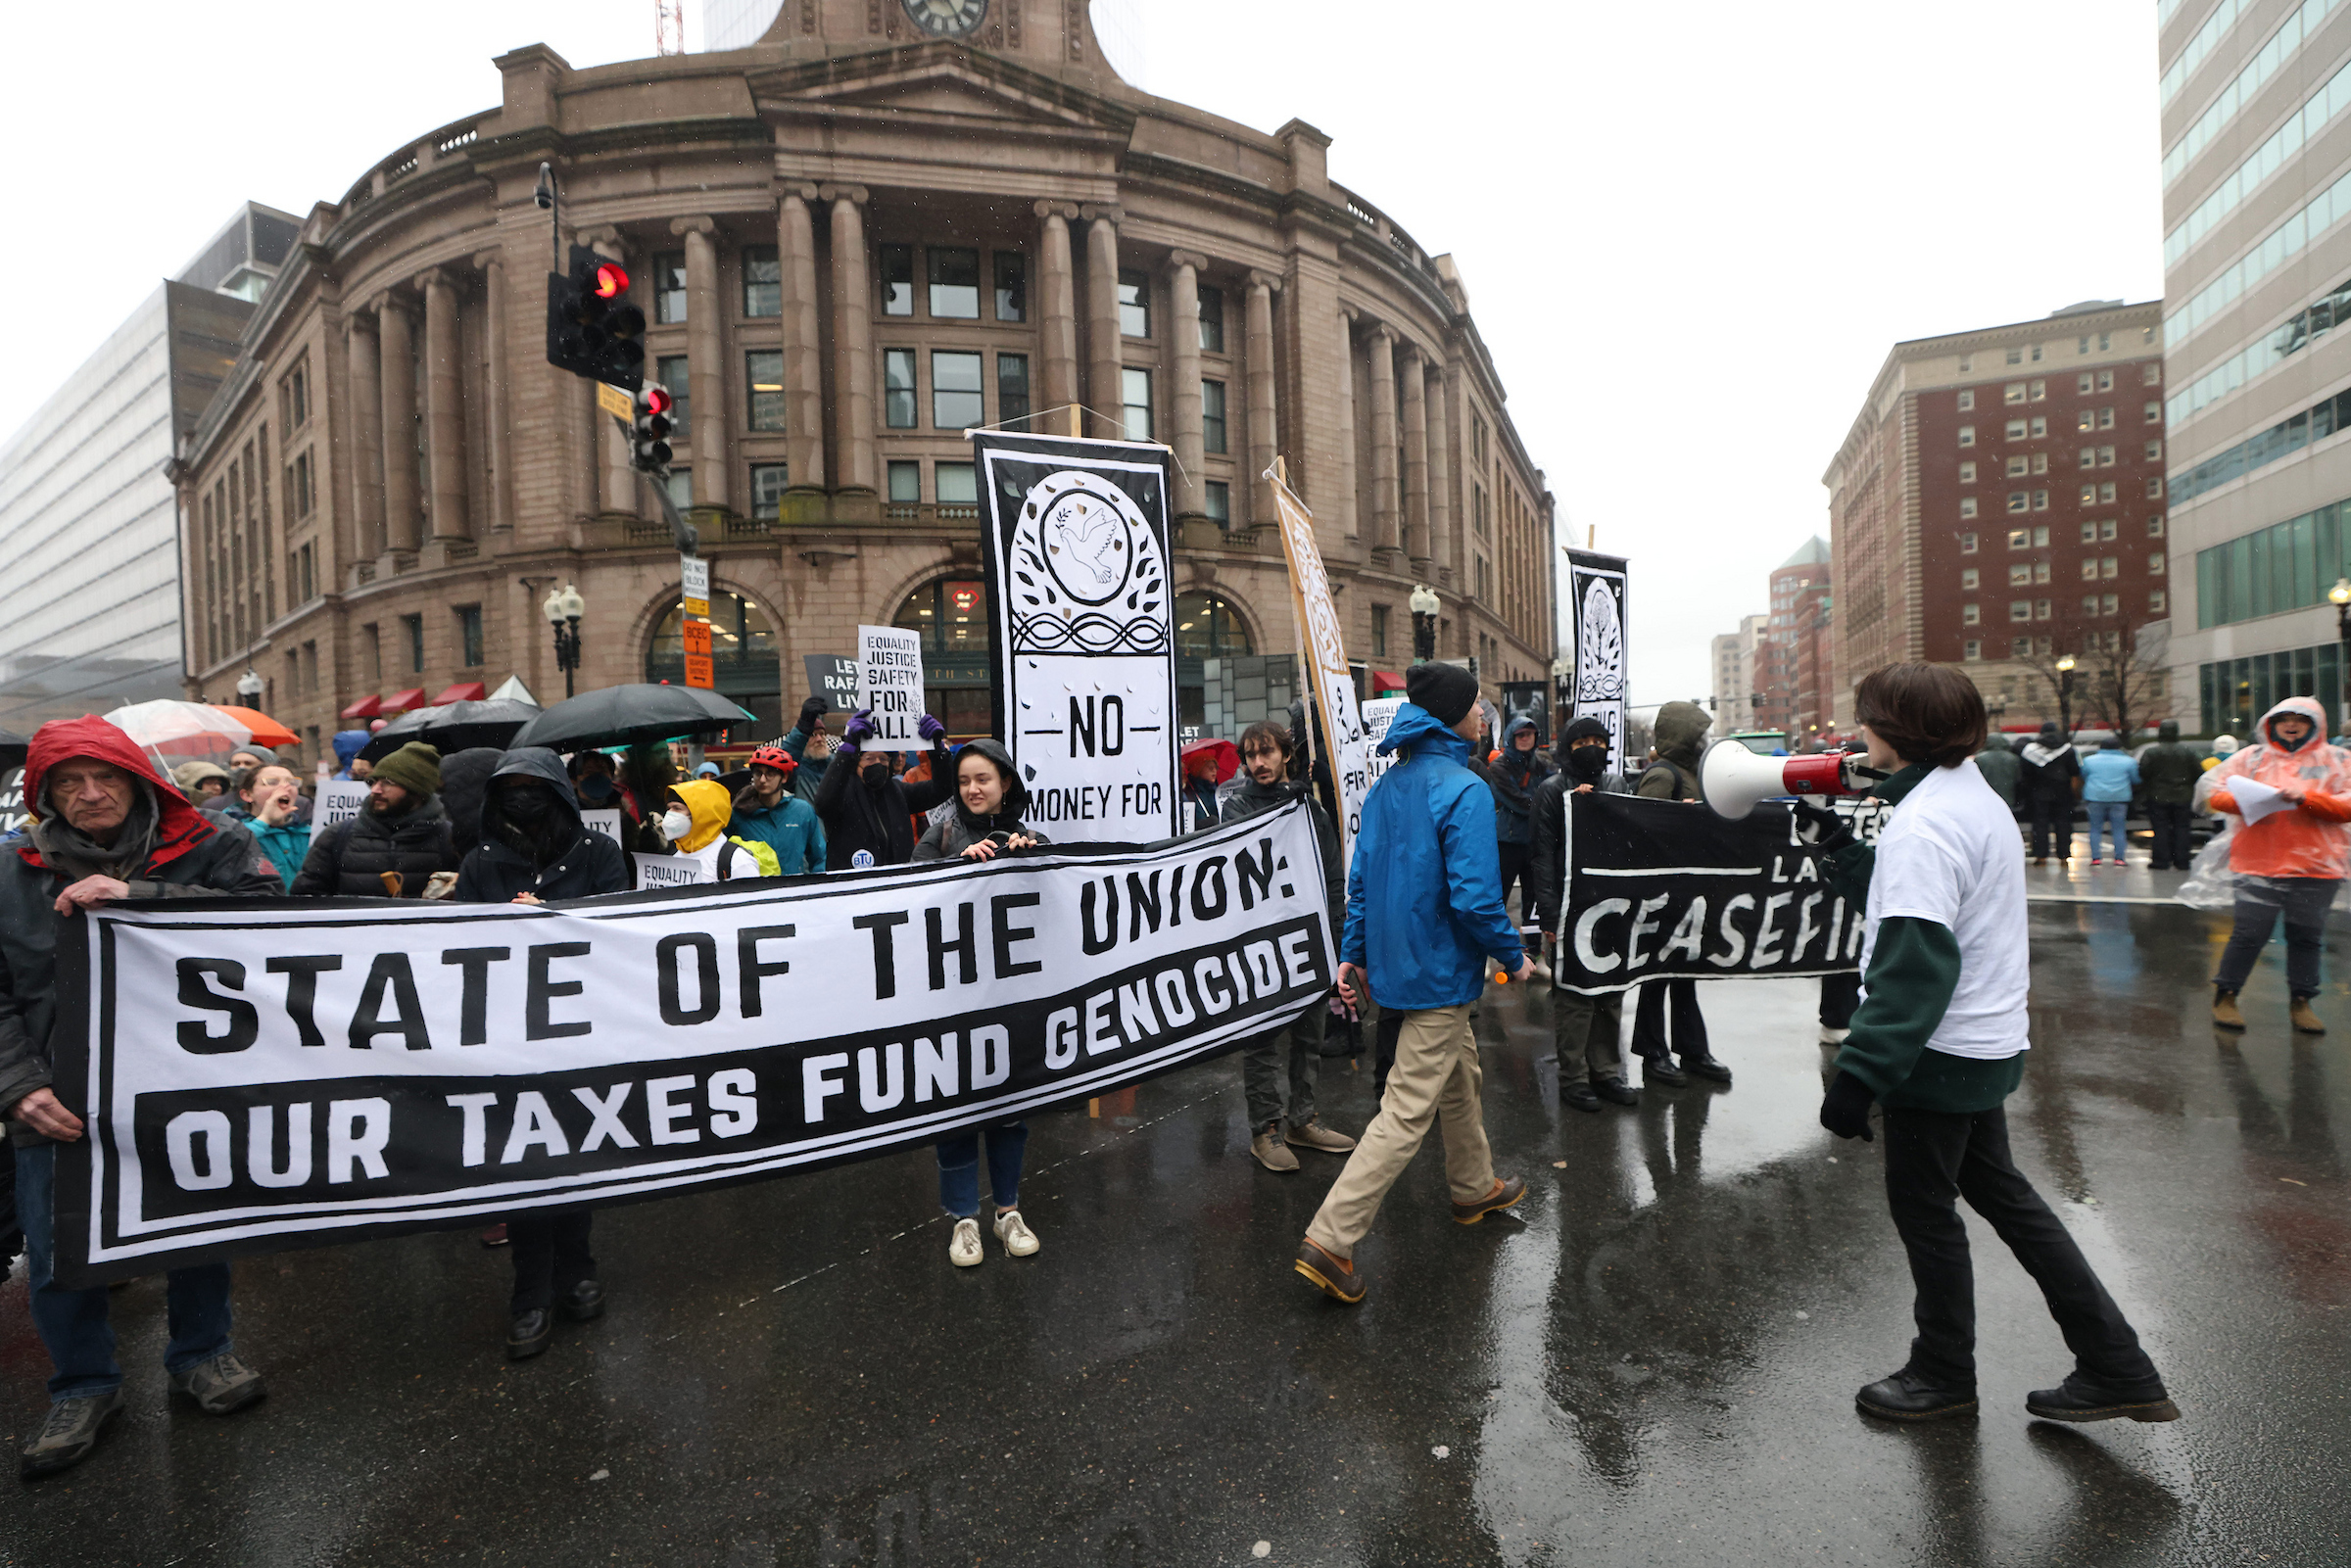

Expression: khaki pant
xmin=1306 ymin=1003 xmax=1495 ymax=1258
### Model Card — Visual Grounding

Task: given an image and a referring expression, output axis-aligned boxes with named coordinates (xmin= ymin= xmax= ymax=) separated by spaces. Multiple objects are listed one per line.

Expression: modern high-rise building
xmin=1825 ymin=302 xmax=2171 ymax=731
xmin=2160 ymin=0 xmax=2351 ymax=736
xmin=0 ymin=204 xmax=297 ymax=731
xmin=1709 ymin=611 xmax=1767 ymax=734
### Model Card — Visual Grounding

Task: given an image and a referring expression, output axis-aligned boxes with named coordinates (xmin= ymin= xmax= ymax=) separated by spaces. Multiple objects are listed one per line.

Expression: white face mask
xmin=660 ymin=807 xmax=694 ymax=842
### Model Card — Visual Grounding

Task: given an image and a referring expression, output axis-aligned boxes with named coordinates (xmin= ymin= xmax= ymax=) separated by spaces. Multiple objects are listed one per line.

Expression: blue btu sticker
xmin=851 ymin=849 xmax=875 ymax=869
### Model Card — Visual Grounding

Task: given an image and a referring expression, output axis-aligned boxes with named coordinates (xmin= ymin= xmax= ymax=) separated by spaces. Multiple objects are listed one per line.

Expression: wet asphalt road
xmin=3 ymin=872 xmax=2347 ymax=1565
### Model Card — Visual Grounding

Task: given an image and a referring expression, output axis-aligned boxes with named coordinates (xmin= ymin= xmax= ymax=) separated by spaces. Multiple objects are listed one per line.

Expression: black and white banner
xmin=1552 ymin=793 xmax=1882 ymax=994
xmin=974 ymin=432 xmax=1179 ymax=845
xmin=51 ymin=804 xmax=1330 ymax=1286
xmin=1565 ymin=548 xmax=1629 ymax=776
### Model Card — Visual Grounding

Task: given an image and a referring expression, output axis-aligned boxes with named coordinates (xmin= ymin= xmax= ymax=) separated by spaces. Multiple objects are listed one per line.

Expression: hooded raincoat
xmin=912 ymin=739 xmax=1053 ymax=861
xmin=1488 ymin=715 xmax=1553 ymax=843
xmin=453 ymin=748 xmax=630 ymax=903
xmin=1637 ymin=702 xmax=1711 ymax=799
xmin=659 ymin=779 xmax=765 ymax=881
xmin=1972 ymin=733 xmax=2021 ymax=807
xmin=1341 ymin=702 xmax=1523 ymax=1011
xmin=2205 ymin=695 xmax=2351 ymax=879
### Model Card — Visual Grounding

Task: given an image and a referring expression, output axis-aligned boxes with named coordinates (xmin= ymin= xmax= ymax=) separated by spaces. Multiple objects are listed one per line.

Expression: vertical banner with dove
xmin=1269 ymin=471 xmax=1372 ymax=874
xmin=1565 ymin=548 xmax=1631 ymax=777
xmin=974 ymin=432 xmax=1181 ymax=844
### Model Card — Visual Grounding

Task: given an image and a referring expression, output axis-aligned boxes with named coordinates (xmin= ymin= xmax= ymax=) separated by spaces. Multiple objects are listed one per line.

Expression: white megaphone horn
xmin=1699 ymin=739 xmax=1868 ymax=821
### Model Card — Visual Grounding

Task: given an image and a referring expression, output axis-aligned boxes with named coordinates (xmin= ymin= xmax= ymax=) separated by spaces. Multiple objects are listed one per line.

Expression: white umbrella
xmin=104 ymin=700 xmax=254 ymax=760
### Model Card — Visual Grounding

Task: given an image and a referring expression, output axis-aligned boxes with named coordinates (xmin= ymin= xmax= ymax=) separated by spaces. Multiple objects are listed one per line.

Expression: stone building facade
xmin=172 ymin=3 xmax=1556 ymax=759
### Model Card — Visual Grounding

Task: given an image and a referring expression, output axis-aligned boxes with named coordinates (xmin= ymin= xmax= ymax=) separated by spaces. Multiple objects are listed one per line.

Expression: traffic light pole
xmin=615 ymin=414 xmax=698 ymax=556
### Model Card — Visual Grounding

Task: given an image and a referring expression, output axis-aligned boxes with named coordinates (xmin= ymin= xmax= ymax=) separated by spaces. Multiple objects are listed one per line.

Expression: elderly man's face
xmin=50 ymin=759 xmax=136 ymax=840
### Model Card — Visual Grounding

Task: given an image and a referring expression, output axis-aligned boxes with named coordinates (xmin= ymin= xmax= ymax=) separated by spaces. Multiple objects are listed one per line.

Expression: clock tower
xmin=743 ymin=0 xmax=1128 ymax=90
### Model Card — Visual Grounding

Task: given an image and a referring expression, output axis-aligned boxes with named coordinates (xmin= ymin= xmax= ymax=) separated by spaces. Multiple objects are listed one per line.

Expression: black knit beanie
xmin=1405 ymin=662 xmax=1481 ymax=727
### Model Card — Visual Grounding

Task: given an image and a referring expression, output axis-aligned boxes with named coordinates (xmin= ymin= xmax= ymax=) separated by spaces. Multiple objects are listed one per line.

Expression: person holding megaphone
xmin=1797 ymin=662 xmax=2178 ymax=1427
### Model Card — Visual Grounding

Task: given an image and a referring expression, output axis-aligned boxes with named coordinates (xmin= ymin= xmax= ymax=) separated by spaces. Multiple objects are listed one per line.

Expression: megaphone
xmin=1699 ymin=739 xmax=1868 ymax=821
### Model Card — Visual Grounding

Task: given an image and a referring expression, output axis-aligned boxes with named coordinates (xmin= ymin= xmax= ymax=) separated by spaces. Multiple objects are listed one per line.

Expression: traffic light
xmin=631 ymin=383 xmax=675 ymax=472
xmin=545 ymin=245 xmax=646 ymax=390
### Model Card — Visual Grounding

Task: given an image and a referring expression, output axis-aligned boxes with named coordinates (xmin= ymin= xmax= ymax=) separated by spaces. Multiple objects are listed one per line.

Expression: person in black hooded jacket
xmin=451 ymin=748 xmax=630 ymax=1358
xmin=814 ymin=707 xmax=954 ymax=869
xmin=1530 ymin=716 xmax=1640 ymax=1112
xmin=293 ymin=742 xmax=457 ymax=898
xmin=1489 ymin=714 xmax=1552 ymax=934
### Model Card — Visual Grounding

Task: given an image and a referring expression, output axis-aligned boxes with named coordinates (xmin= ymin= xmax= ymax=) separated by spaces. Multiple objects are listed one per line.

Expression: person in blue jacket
xmin=2078 ymin=736 xmax=2139 ymax=866
xmin=729 ymin=745 xmax=827 ymax=874
xmin=1294 ymin=661 xmax=1533 ymax=1307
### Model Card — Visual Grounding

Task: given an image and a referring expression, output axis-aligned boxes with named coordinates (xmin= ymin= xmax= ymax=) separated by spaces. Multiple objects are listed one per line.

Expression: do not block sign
xmin=858 ymin=624 xmax=928 ymax=750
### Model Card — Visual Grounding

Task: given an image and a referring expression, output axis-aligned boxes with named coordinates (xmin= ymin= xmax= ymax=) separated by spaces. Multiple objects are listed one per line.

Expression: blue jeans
xmin=17 ymin=1142 xmax=235 ymax=1399
xmin=2086 ymin=800 xmax=2129 ymax=861
xmin=936 ymin=1121 xmax=1028 ymax=1218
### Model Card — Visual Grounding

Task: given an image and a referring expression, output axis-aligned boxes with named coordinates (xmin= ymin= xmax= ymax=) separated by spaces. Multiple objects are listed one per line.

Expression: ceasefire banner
xmin=1551 ymin=792 xmax=1878 ymax=994
xmin=973 ymin=432 xmax=1179 ymax=845
xmin=50 ymin=803 xmax=1330 ymax=1286
xmin=1269 ymin=472 xmax=1371 ymax=873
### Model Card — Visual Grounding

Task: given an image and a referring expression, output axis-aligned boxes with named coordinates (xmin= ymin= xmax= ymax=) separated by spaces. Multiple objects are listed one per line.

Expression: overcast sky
xmin=23 ymin=1 xmax=2163 ymax=707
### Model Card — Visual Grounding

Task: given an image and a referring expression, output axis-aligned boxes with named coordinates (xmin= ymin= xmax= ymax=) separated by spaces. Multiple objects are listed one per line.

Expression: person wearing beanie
xmin=1294 ymin=661 xmax=1532 ymax=1307
xmin=292 ymin=741 xmax=458 ymax=898
xmin=2018 ymin=720 xmax=2082 ymax=864
xmin=2136 ymin=720 xmax=2203 ymax=871
xmin=1530 ymin=715 xmax=1637 ymax=1112
xmin=1628 ymin=701 xmax=1736 ymax=1090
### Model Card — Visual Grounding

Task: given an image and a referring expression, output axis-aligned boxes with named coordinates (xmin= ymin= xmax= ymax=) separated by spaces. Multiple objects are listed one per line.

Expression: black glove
xmin=1819 ymin=1070 xmax=1875 ymax=1142
xmin=1790 ymin=799 xmax=1856 ymax=855
xmin=797 ymin=695 xmax=831 ymax=732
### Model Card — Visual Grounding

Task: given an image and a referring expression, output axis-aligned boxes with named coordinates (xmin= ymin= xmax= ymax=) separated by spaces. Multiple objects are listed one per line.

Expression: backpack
xmin=722 ymin=836 xmax=782 ymax=879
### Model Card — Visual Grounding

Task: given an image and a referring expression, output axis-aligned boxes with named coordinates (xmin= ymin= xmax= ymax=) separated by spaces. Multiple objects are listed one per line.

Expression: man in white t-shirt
xmin=1809 ymin=662 xmax=2179 ymax=1427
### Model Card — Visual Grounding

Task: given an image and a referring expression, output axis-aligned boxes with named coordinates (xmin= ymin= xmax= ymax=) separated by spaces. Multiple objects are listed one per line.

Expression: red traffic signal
xmin=643 ymin=384 xmax=674 ymax=416
xmin=593 ymin=261 xmax=630 ymax=300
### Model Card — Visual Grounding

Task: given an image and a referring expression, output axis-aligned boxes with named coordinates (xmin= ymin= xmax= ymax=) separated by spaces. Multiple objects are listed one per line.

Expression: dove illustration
xmin=1051 ymin=504 xmax=1122 ymax=586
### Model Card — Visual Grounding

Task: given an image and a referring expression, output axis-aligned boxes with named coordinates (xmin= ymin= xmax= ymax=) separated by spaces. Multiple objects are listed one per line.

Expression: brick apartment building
xmin=1824 ymin=301 xmax=2173 ymax=731
xmin=1755 ymin=538 xmax=1834 ymax=739
xmin=168 ymin=3 xmax=1556 ymax=758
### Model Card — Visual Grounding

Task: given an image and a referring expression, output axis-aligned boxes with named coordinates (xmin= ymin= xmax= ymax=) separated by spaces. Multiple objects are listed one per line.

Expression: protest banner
xmin=802 ymin=654 xmax=860 ymax=713
xmin=633 ymin=853 xmax=709 ymax=889
xmin=580 ymin=808 xmax=624 ymax=844
xmin=317 ymin=781 xmax=371 ymax=829
xmin=50 ymin=802 xmax=1331 ymax=1285
xmin=1360 ymin=697 xmax=1404 ymax=787
xmin=973 ymin=431 xmax=1178 ymax=844
xmin=1269 ymin=470 xmax=1371 ymax=871
xmin=856 ymin=625 xmax=928 ymax=751
xmin=1564 ymin=549 xmax=1630 ymax=776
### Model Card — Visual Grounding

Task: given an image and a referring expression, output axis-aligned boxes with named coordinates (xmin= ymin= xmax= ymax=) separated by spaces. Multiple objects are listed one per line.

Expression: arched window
xmin=646 ymin=591 xmax=781 ymax=734
xmin=893 ymin=577 xmax=994 ymax=736
xmin=1176 ymin=591 xmax=1255 ymax=727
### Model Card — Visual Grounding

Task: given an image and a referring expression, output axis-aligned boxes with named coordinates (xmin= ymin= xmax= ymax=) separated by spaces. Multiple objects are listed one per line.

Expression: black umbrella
xmin=0 ymin=728 xmax=26 ymax=773
xmin=509 ymin=684 xmax=756 ymax=753
xmin=359 ymin=700 xmax=543 ymax=762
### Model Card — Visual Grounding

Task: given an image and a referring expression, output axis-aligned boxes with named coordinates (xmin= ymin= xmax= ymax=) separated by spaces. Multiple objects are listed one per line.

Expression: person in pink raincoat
xmin=2204 ymin=695 xmax=2351 ymax=1033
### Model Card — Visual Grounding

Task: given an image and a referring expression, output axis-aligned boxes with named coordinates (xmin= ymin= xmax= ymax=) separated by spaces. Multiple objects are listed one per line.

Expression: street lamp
xmin=235 ymin=668 xmax=264 ymax=707
xmin=2330 ymin=577 xmax=2351 ymax=735
xmin=2055 ymin=652 xmax=2077 ymax=738
xmin=544 ymin=583 xmax=586 ymax=699
xmin=1408 ymin=583 xmax=1440 ymax=664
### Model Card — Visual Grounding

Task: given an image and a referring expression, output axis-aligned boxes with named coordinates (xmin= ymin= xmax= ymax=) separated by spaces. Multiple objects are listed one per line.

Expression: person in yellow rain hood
xmin=655 ymin=779 xmax=773 ymax=881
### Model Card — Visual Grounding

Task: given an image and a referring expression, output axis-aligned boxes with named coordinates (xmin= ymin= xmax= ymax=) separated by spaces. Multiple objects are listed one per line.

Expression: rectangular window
xmin=932 ymin=351 xmax=984 ymax=429
xmin=2145 ymin=402 xmax=2163 ymax=423
xmin=2079 ymin=410 xmax=2097 ymax=434
xmin=1959 ymin=461 xmax=1976 ymax=483
xmin=1201 ymin=379 xmax=1227 ymax=454
xmin=2080 ymin=448 xmax=2097 ymax=469
xmin=2006 ymin=420 xmax=2028 ymax=441
xmin=936 ymin=461 xmax=978 ymax=505
xmin=2151 ymin=589 xmax=2168 ymax=613
xmin=456 ymin=605 xmax=483 ymax=668
xmin=2150 ymin=550 xmax=2167 ymax=574
xmin=656 ymin=355 xmax=691 ymax=444
xmin=1371 ymin=604 xmax=1390 ymax=657
xmin=1961 ymin=568 xmax=1980 ymax=589
xmin=1204 ymin=479 xmax=1229 ymax=525
xmin=1962 ymin=603 xmax=1981 ymax=625
xmin=2147 ymin=476 xmax=2165 ymax=498
xmin=2078 ymin=373 xmax=2094 ymax=394
xmin=2010 ymin=563 xmax=2033 ymax=585
xmin=1960 ymin=531 xmax=1978 ymax=553
xmin=1198 ymin=284 xmax=1224 ymax=353
xmin=884 ymin=349 xmax=917 ymax=428
xmin=1964 ymin=639 xmax=1983 ymax=660
xmin=2097 ymin=482 xmax=2116 ymax=502
xmin=402 ymin=613 xmax=424 ymax=674
xmin=2010 ymin=599 xmax=2033 ymax=622
xmin=363 ymin=624 xmax=380 ymax=682
xmin=1958 ymin=389 xmax=1976 ymax=410
xmin=1121 ymin=367 xmax=1153 ymax=440
xmin=2102 ymin=556 xmax=2119 ymax=579
xmin=2030 ymin=379 xmax=2046 ymax=401
xmin=2035 ymin=526 xmax=2050 ymax=546
xmin=1119 ymin=269 xmax=1151 ymax=338
xmin=2145 ymin=440 xmax=2163 ymax=460
xmin=2098 ymin=369 xmax=2114 ymax=390
xmin=997 ymin=353 xmax=1031 ymax=427
xmin=1959 ymin=425 xmax=1976 ymax=447
xmin=2036 ymin=599 xmax=2052 ymax=620
xmin=2082 ymin=557 xmax=2100 ymax=580
xmin=2007 ymin=492 xmax=2030 ymax=514
xmin=880 ymin=244 xmax=914 ymax=316
xmin=2032 ymin=344 xmax=2043 ymax=361
xmin=2008 ymin=529 xmax=2031 ymax=549
xmin=2083 ymin=594 xmax=2100 ymax=614
xmin=993 ymin=250 xmax=1026 ymax=321
xmin=652 ymin=253 xmax=688 ymax=323
xmin=2142 ymin=363 xmax=2161 ymax=385
xmin=2080 ymin=484 xmax=2097 ymax=505
xmin=2080 ymin=521 xmax=2097 ymax=543
xmin=749 ymin=463 xmax=790 ymax=516
xmin=745 ymin=350 xmax=785 ymax=431
xmin=2006 ymin=347 xmax=2023 ymax=365
xmin=2033 ymin=490 xmax=2049 ymax=511
xmin=742 ymin=246 xmax=780 ymax=317
xmin=2033 ymin=452 xmax=2048 ymax=474
xmin=2103 ymin=593 xmax=2120 ymax=615
xmin=2005 ymin=382 xmax=2027 ymax=404
xmin=2031 ymin=417 xmax=2047 ymax=438
xmin=2101 ymin=519 xmax=2118 ymax=541
xmin=928 ymin=247 xmax=980 ymax=318
xmin=2007 ymin=456 xmax=2030 ymax=477
xmin=887 ymin=460 xmax=921 ymax=502
xmin=1959 ymin=497 xmax=1978 ymax=518
xmin=2098 ymin=407 xmax=2115 ymax=430
xmin=2149 ymin=514 xmax=2165 ymax=537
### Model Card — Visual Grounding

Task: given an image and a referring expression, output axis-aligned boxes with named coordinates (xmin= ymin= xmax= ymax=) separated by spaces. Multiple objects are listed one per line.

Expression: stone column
xmin=825 ymin=186 xmax=875 ymax=495
xmin=777 ymin=186 xmax=827 ymax=499
xmin=1334 ymin=309 xmax=1359 ymax=542
xmin=674 ymin=216 xmax=729 ymax=512
xmin=1367 ymin=324 xmax=1399 ymax=555
xmin=417 ymin=268 xmax=470 ymax=541
xmin=1167 ymin=251 xmax=1206 ymax=522
xmin=1033 ymin=203 xmax=1079 ymax=424
xmin=1244 ymin=271 xmax=1278 ymax=527
xmin=1400 ymin=341 xmax=1428 ymax=566
xmin=1083 ymin=211 xmax=1122 ymax=438
xmin=579 ymin=228 xmax=636 ymax=514
xmin=344 ymin=310 xmax=384 ymax=558
xmin=1425 ymin=357 xmax=1453 ymax=582
xmin=377 ymin=293 xmax=419 ymax=553
xmin=473 ymin=250 xmax=511 ymax=532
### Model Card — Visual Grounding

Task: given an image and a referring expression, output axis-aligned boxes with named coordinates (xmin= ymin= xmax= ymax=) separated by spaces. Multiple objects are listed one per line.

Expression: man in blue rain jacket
xmin=1294 ymin=661 xmax=1533 ymax=1306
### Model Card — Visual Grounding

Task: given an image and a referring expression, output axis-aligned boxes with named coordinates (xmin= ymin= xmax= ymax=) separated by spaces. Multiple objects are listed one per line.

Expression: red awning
xmin=383 ymin=688 xmax=428 ymax=715
xmin=339 ymin=694 xmax=382 ymax=720
xmin=431 ymin=681 xmax=488 ymax=705
xmin=1370 ymin=671 xmax=1408 ymax=692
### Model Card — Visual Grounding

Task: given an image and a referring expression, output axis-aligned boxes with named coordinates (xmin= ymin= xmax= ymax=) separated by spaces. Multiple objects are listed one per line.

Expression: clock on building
xmin=901 ymin=0 xmax=987 ymax=36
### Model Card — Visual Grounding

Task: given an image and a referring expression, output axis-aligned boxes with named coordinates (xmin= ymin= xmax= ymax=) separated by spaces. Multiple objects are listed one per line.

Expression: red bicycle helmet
xmin=749 ymin=744 xmax=796 ymax=775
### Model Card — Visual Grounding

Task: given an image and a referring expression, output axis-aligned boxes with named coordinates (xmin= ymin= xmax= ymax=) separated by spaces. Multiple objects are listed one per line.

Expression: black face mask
xmin=1567 ymin=746 xmax=1609 ymax=782
xmin=575 ymin=773 xmax=615 ymax=801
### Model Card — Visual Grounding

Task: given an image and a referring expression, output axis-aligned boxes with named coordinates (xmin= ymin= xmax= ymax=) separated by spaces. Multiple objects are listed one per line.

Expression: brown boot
xmin=2291 ymin=997 xmax=2327 ymax=1034
xmin=1284 ymin=1117 xmax=1358 ymax=1155
xmin=2212 ymin=990 xmax=2245 ymax=1030
xmin=1250 ymin=1127 xmax=1300 ymax=1172
xmin=1294 ymin=1237 xmax=1365 ymax=1304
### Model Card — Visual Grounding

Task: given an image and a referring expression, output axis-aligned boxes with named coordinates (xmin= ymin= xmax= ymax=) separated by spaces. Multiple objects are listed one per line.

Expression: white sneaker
xmin=949 ymin=1217 xmax=984 ymax=1267
xmin=993 ymin=1209 xmax=1040 ymax=1258
xmin=1819 ymin=1025 xmax=1850 ymax=1044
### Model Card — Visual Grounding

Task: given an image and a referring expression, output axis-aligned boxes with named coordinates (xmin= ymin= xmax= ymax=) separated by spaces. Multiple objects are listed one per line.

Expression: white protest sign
xmin=1361 ymin=697 xmax=1404 ymax=786
xmin=581 ymin=808 xmax=625 ymax=843
xmin=317 ymin=780 xmax=371 ymax=829
xmin=857 ymin=624 xmax=928 ymax=752
xmin=634 ymin=852 xmax=708 ymax=889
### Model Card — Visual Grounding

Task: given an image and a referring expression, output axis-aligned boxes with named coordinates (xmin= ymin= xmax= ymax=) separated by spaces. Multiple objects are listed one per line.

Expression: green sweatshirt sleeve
xmin=1821 ymin=840 xmax=1874 ymax=904
xmin=1833 ymin=916 xmax=1962 ymax=1099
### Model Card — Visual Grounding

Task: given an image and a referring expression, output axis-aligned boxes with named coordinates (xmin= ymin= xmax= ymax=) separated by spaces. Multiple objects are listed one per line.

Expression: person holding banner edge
xmin=1630 ymin=702 xmax=1735 ymax=1089
xmin=1809 ymin=663 xmax=2179 ymax=1426
xmin=0 ymin=718 xmax=281 ymax=1480
xmin=1297 ymin=662 xmax=1532 ymax=1306
xmin=1531 ymin=716 xmax=1638 ymax=1112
